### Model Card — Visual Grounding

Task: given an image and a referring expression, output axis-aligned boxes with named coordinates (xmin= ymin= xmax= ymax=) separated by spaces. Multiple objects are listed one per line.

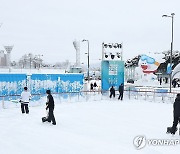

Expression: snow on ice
xmin=0 ymin=95 xmax=180 ymax=154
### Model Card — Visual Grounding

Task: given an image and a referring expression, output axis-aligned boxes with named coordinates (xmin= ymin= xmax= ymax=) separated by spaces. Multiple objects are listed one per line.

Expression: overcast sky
xmin=0 ymin=0 xmax=180 ymax=64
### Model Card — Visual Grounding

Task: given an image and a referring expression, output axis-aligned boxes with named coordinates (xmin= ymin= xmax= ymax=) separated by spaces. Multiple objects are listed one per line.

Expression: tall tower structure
xmin=4 ymin=45 xmax=13 ymax=67
xmin=73 ymin=40 xmax=80 ymax=67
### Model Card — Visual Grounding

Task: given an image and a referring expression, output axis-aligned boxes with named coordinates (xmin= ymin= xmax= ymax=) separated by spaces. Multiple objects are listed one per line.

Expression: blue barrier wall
xmin=0 ymin=74 xmax=27 ymax=96
xmin=30 ymin=74 xmax=84 ymax=94
xmin=0 ymin=73 xmax=84 ymax=100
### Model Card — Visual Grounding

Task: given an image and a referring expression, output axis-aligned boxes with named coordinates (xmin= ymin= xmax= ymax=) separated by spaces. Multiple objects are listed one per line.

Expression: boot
xmin=170 ymin=127 xmax=177 ymax=135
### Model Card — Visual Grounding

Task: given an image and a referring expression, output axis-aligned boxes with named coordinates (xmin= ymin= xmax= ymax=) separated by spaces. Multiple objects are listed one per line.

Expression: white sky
xmin=0 ymin=0 xmax=180 ymax=64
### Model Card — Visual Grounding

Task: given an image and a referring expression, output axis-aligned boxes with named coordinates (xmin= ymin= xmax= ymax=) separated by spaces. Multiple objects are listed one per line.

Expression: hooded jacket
xmin=173 ymin=95 xmax=180 ymax=117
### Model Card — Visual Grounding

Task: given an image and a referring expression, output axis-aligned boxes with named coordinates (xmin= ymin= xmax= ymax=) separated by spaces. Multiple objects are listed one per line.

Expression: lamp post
xmin=162 ymin=13 xmax=175 ymax=93
xmin=82 ymin=39 xmax=90 ymax=82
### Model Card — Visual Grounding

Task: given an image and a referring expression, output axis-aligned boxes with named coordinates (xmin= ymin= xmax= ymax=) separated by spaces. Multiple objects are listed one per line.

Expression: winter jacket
xmin=119 ymin=85 xmax=124 ymax=93
xmin=173 ymin=95 xmax=180 ymax=117
xmin=20 ymin=91 xmax=31 ymax=104
xmin=110 ymin=87 xmax=115 ymax=95
xmin=46 ymin=94 xmax=55 ymax=110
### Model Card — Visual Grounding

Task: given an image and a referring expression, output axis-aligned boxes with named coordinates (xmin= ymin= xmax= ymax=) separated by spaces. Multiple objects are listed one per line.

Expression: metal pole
xmin=121 ymin=42 xmax=123 ymax=61
xmin=162 ymin=13 xmax=175 ymax=93
xmin=87 ymin=40 xmax=90 ymax=82
xmin=170 ymin=42 xmax=172 ymax=93
xmin=102 ymin=42 xmax=104 ymax=60
xmin=170 ymin=13 xmax=174 ymax=93
xmin=82 ymin=39 xmax=90 ymax=82
xmin=171 ymin=13 xmax=174 ymax=51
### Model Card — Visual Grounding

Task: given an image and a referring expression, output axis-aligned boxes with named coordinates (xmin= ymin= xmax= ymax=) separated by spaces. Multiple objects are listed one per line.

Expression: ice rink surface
xmin=0 ymin=98 xmax=180 ymax=154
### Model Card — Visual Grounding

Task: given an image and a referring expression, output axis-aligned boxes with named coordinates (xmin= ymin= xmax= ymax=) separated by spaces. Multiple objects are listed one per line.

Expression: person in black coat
xmin=172 ymin=79 xmax=176 ymax=88
xmin=159 ymin=77 xmax=162 ymax=85
xmin=109 ymin=86 xmax=115 ymax=98
xmin=118 ymin=83 xmax=124 ymax=100
xmin=171 ymin=93 xmax=180 ymax=134
xmin=90 ymin=83 xmax=94 ymax=91
xmin=94 ymin=82 xmax=97 ymax=88
xmin=46 ymin=90 xmax=56 ymax=125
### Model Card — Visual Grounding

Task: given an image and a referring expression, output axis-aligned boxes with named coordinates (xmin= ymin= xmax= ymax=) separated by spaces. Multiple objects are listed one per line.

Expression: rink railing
xmin=124 ymin=88 xmax=177 ymax=103
xmin=0 ymin=88 xmax=179 ymax=109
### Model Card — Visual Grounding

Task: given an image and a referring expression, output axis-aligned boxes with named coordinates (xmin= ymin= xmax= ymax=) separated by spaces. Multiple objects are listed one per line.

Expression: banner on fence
xmin=0 ymin=74 xmax=27 ymax=96
xmin=30 ymin=74 xmax=84 ymax=94
xmin=0 ymin=73 xmax=84 ymax=101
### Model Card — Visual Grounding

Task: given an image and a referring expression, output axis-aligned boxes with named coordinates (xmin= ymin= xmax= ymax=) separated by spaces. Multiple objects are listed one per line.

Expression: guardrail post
xmin=136 ymin=90 xmax=138 ymax=100
xmin=86 ymin=91 xmax=88 ymax=102
xmin=153 ymin=90 xmax=155 ymax=102
xmin=57 ymin=92 xmax=59 ymax=102
xmin=128 ymin=88 xmax=130 ymax=99
xmin=69 ymin=92 xmax=71 ymax=102
xmin=162 ymin=93 xmax=164 ymax=102
xmin=78 ymin=92 xmax=80 ymax=101
xmin=2 ymin=96 xmax=5 ymax=109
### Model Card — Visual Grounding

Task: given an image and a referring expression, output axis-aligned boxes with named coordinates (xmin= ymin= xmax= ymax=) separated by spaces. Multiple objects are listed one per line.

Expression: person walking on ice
xmin=20 ymin=87 xmax=31 ymax=114
xmin=118 ymin=83 xmax=124 ymax=100
xmin=45 ymin=90 xmax=56 ymax=125
xmin=109 ymin=86 xmax=115 ymax=98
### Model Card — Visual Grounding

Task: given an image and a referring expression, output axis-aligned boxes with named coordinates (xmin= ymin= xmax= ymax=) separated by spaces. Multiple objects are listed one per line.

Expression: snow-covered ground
xmin=0 ymin=96 xmax=180 ymax=154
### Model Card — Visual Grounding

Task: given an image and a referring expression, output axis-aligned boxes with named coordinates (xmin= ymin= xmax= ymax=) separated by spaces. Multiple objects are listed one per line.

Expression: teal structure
xmin=101 ymin=60 xmax=124 ymax=91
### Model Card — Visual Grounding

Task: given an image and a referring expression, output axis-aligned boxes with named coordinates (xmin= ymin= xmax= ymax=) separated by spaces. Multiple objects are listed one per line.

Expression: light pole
xmin=82 ymin=39 xmax=90 ymax=82
xmin=162 ymin=13 xmax=175 ymax=93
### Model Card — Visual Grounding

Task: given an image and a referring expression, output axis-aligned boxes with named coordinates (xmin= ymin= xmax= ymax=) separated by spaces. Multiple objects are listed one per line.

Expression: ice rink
xmin=0 ymin=98 xmax=180 ymax=154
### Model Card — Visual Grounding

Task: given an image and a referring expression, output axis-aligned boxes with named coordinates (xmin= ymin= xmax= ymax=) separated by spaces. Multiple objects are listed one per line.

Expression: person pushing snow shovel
xmin=167 ymin=93 xmax=180 ymax=135
xmin=42 ymin=90 xmax=56 ymax=125
xmin=20 ymin=87 xmax=31 ymax=114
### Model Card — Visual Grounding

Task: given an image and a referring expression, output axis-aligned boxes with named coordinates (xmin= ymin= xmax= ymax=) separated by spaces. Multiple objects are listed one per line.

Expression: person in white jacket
xmin=20 ymin=87 xmax=31 ymax=114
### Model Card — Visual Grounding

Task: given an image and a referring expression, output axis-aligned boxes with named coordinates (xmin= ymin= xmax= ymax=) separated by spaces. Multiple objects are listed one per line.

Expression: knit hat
xmin=46 ymin=90 xmax=51 ymax=94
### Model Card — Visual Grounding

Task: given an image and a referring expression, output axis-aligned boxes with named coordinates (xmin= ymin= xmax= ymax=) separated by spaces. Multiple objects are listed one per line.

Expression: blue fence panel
xmin=30 ymin=73 xmax=84 ymax=99
xmin=0 ymin=73 xmax=84 ymax=101
xmin=0 ymin=74 xmax=27 ymax=100
xmin=57 ymin=74 xmax=84 ymax=93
